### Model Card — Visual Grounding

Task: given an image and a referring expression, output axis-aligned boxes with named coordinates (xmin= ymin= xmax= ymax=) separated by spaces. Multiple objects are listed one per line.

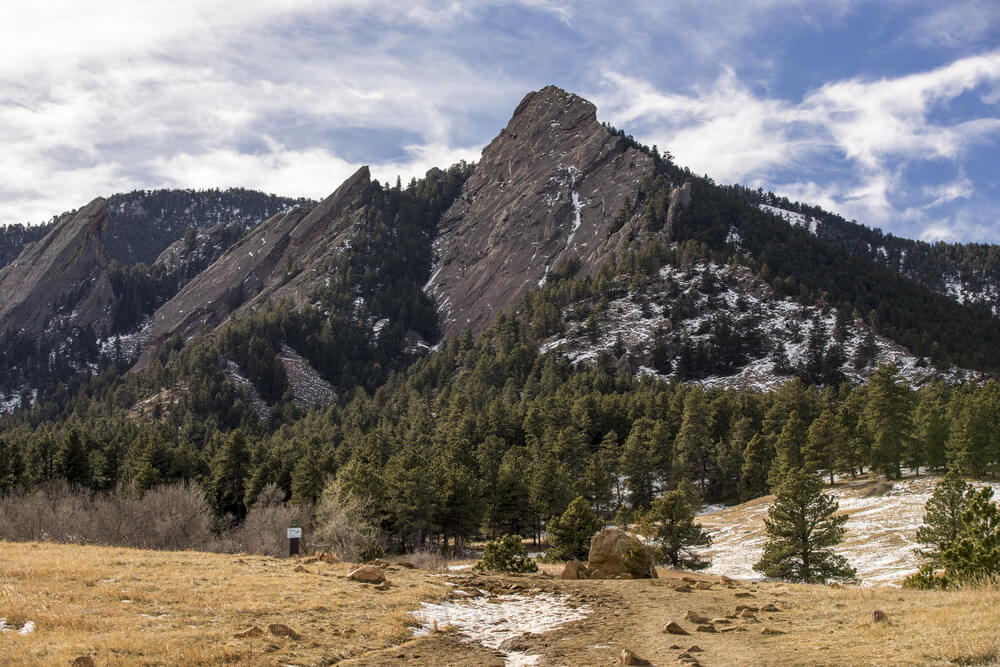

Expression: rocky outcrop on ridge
xmin=425 ymin=85 xmax=658 ymax=339
xmin=135 ymin=167 xmax=373 ymax=368
xmin=0 ymin=197 xmax=115 ymax=344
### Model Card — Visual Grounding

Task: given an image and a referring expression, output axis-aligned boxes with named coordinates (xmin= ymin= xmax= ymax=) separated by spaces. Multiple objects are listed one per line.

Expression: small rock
xmin=294 ymin=565 xmax=309 ymax=573
xmin=71 ymin=658 xmax=96 ymax=667
xmin=347 ymin=566 xmax=386 ymax=584
xmin=719 ymin=626 xmax=746 ymax=633
xmin=684 ymin=611 xmax=710 ymax=624
xmin=234 ymin=626 xmax=264 ymax=638
xmin=673 ymin=585 xmax=692 ymax=593
xmin=395 ymin=561 xmax=416 ymax=569
xmin=620 ymin=648 xmax=652 ymax=665
xmin=664 ymin=621 xmax=690 ymax=635
xmin=561 ymin=559 xmax=589 ymax=580
xmin=677 ymin=655 xmax=702 ymax=666
xmin=695 ymin=624 xmax=716 ymax=633
xmin=711 ymin=617 xmax=731 ymax=624
xmin=669 ymin=644 xmax=683 ymax=649
xmin=739 ymin=609 xmax=758 ymax=620
xmin=319 ymin=552 xmax=341 ymax=564
xmin=735 ymin=605 xmax=759 ymax=613
xmin=268 ymin=623 xmax=300 ymax=639
xmin=694 ymin=581 xmax=712 ymax=590
xmin=370 ymin=558 xmax=391 ymax=568
xmin=375 ymin=580 xmax=392 ymax=591
xmin=761 ymin=626 xmax=785 ymax=635
xmin=735 ymin=591 xmax=754 ymax=598
xmin=870 ymin=610 xmax=888 ymax=624
xmin=761 ymin=603 xmax=781 ymax=612
xmin=828 ymin=581 xmax=843 ymax=589
xmin=686 ymin=645 xmax=703 ymax=653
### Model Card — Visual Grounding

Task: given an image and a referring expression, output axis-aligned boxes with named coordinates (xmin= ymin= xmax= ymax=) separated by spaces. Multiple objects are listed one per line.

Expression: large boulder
xmin=586 ymin=527 xmax=658 ymax=579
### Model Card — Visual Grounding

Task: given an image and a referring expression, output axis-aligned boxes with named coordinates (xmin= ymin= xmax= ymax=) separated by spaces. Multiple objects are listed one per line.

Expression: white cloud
xmin=595 ymin=50 xmax=1000 ymax=233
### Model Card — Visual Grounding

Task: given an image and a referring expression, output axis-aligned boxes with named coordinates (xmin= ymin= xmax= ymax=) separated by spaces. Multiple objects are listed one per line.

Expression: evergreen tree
xmin=740 ymin=433 xmax=772 ymax=501
xmin=0 ymin=438 xmax=24 ymax=492
xmin=640 ymin=479 xmax=712 ymax=569
xmin=57 ymin=429 xmax=91 ymax=488
xmin=914 ymin=471 xmax=971 ymax=566
xmin=914 ymin=382 xmax=950 ymax=472
xmin=769 ymin=410 xmax=808 ymax=487
xmin=937 ymin=486 xmax=1000 ymax=585
xmin=803 ymin=409 xmax=843 ymax=485
xmin=621 ymin=418 xmax=662 ymax=509
xmin=547 ymin=496 xmax=604 ymax=560
xmin=864 ymin=364 xmax=914 ymax=479
xmin=673 ymin=389 xmax=712 ymax=493
xmin=208 ymin=430 xmax=251 ymax=520
xmin=753 ymin=468 xmax=856 ymax=583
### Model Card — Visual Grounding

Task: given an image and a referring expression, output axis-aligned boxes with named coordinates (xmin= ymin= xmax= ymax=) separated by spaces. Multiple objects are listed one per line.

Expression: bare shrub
xmin=223 ymin=483 xmax=312 ymax=556
xmin=0 ymin=481 xmax=214 ymax=550
xmin=403 ymin=550 xmax=446 ymax=570
xmin=864 ymin=480 xmax=894 ymax=498
xmin=312 ymin=478 xmax=382 ymax=562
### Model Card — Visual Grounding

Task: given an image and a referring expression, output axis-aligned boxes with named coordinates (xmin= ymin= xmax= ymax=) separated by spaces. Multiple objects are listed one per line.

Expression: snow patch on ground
xmin=696 ymin=475 xmax=1000 ymax=586
xmin=411 ymin=592 xmax=590 ymax=666
xmin=0 ymin=618 xmax=35 ymax=634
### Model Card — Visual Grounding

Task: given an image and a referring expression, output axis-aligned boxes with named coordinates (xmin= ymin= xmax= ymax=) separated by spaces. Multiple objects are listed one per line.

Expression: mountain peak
xmin=509 ymin=85 xmax=596 ymax=126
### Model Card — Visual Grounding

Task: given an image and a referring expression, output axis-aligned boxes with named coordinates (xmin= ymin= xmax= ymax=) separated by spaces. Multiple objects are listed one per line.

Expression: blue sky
xmin=1 ymin=1 xmax=999 ymax=243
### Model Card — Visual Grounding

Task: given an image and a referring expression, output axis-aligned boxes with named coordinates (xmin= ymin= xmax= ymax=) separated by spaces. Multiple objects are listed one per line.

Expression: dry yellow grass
xmin=4 ymin=540 xmax=1000 ymax=666
xmin=0 ymin=540 xmax=449 ymax=665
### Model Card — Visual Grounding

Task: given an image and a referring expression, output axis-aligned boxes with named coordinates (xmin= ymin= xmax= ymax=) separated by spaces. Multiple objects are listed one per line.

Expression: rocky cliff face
xmin=135 ymin=167 xmax=373 ymax=367
xmin=0 ymin=197 xmax=114 ymax=343
xmin=425 ymin=85 xmax=659 ymax=339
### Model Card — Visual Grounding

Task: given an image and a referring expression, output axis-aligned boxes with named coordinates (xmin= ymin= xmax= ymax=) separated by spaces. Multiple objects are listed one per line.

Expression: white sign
xmin=287 ymin=527 xmax=302 ymax=539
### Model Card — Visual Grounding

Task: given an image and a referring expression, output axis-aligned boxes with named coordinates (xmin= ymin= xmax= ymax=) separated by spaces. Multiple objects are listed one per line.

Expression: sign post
xmin=287 ymin=520 xmax=302 ymax=557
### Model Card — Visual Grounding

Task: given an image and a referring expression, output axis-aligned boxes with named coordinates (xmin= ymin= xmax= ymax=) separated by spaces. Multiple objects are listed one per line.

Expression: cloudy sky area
xmin=2 ymin=0 xmax=999 ymax=242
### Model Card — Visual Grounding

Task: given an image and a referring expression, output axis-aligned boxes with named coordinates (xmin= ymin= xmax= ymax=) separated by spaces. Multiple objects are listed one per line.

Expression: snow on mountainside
xmin=697 ymin=475 xmax=1000 ymax=586
xmin=758 ymin=204 xmax=820 ymax=236
xmin=539 ymin=259 xmax=982 ymax=390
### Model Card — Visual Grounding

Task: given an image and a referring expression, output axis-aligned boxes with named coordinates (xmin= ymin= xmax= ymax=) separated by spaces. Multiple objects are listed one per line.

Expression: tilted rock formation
xmin=0 ymin=197 xmax=114 ymax=343
xmin=135 ymin=167 xmax=373 ymax=368
xmin=425 ymin=85 xmax=658 ymax=339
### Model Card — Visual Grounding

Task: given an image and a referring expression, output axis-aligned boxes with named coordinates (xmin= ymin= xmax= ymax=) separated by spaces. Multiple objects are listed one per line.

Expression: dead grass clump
xmin=862 ymin=479 xmax=894 ymax=497
xmin=406 ymin=550 xmax=446 ymax=570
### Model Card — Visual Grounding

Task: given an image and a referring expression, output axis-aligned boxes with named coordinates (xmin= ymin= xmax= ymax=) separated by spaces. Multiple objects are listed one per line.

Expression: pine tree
xmin=640 ymin=479 xmax=712 ymax=570
xmin=937 ymin=486 xmax=1000 ymax=585
xmin=803 ymin=409 xmax=843 ymax=485
xmin=914 ymin=382 xmax=950 ymax=472
xmin=769 ymin=410 xmax=808 ymax=487
xmin=208 ymin=430 xmax=251 ymax=520
xmin=547 ymin=496 xmax=604 ymax=560
xmin=753 ymin=468 xmax=856 ymax=583
xmin=673 ymin=390 xmax=711 ymax=493
xmin=740 ymin=433 xmax=772 ymax=501
xmin=914 ymin=471 xmax=971 ymax=566
xmin=56 ymin=429 xmax=91 ymax=487
xmin=864 ymin=364 xmax=914 ymax=479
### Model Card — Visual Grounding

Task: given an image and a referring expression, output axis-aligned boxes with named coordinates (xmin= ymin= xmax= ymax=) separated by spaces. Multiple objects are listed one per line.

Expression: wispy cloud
xmin=595 ymin=51 xmax=1000 ymax=237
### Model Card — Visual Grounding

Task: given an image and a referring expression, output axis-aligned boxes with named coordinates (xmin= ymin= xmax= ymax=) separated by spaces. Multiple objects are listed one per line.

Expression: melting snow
xmin=697 ymin=475 xmax=1000 ymax=586
xmin=412 ymin=591 xmax=590 ymax=667
xmin=0 ymin=619 xmax=35 ymax=634
xmin=759 ymin=204 xmax=819 ymax=236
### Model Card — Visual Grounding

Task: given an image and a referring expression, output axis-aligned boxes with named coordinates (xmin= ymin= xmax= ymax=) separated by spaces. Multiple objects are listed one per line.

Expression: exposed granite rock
xmin=134 ymin=167 xmax=372 ymax=369
xmin=425 ymin=85 xmax=657 ymax=340
xmin=0 ymin=197 xmax=115 ymax=343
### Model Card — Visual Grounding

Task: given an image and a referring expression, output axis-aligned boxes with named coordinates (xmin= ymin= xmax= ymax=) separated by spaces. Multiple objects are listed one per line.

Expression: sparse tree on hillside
xmin=864 ymin=364 xmax=914 ymax=479
xmin=640 ymin=479 xmax=712 ymax=570
xmin=754 ymin=468 xmax=856 ymax=583
xmin=914 ymin=471 xmax=971 ymax=566
xmin=804 ymin=409 xmax=844 ymax=485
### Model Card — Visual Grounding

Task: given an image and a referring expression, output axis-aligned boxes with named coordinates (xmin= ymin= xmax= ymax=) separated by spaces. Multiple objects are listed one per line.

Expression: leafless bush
xmin=864 ymin=480 xmax=894 ymax=497
xmin=0 ymin=480 xmax=214 ymax=550
xmin=312 ymin=477 xmax=382 ymax=561
xmin=222 ymin=483 xmax=313 ymax=556
xmin=403 ymin=550 xmax=446 ymax=570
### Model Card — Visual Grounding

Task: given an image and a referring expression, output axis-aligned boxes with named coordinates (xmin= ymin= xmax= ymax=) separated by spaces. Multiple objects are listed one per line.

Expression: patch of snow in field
xmin=697 ymin=476 xmax=1000 ymax=586
xmin=412 ymin=592 xmax=590 ymax=667
xmin=0 ymin=619 xmax=34 ymax=634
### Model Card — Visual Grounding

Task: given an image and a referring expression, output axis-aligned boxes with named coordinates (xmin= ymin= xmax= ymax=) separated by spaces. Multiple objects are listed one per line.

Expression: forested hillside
xmin=2 ymin=86 xmax=1000 ymax=556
